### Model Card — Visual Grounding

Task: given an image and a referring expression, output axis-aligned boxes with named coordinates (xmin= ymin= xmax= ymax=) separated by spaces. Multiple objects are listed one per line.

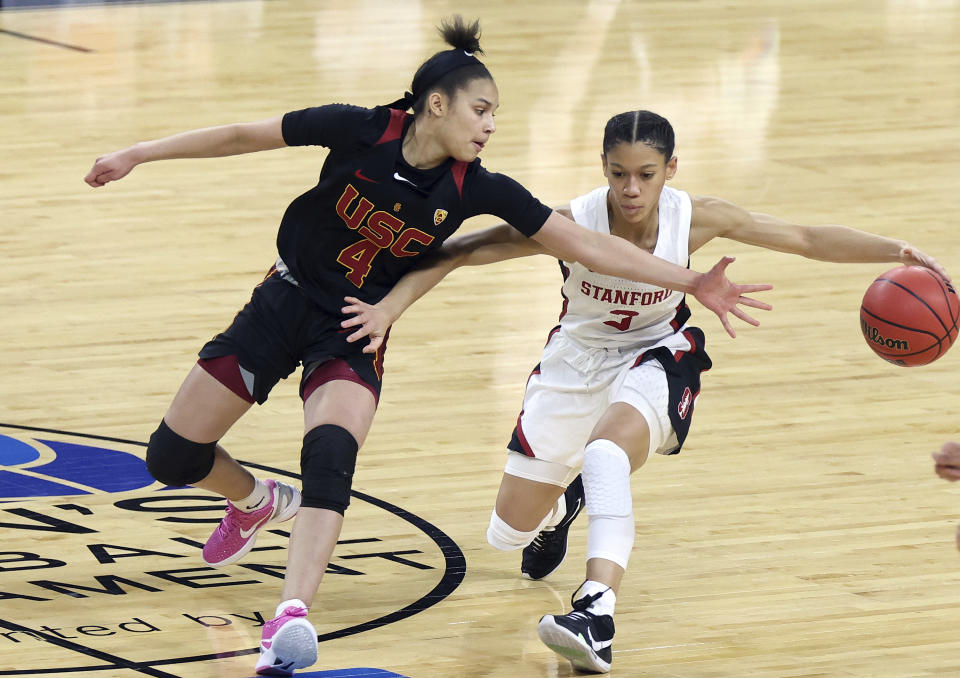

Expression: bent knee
xmin=145 ymin=420 xmax=217 ymax=486
xmin=299 ymin=424 xmax=359 ymax=515
xmin=486 ymin=510 xmax=539 ymax=551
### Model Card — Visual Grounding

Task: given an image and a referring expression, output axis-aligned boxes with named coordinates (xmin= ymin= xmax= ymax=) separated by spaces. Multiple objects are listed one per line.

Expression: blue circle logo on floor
xmin=0 ymin=431 xmax=156 ymax=499
xmin=295 ymin=671 xmax=410 ymax=678
xmin=0 ymin=423 xmax=464 ymax=678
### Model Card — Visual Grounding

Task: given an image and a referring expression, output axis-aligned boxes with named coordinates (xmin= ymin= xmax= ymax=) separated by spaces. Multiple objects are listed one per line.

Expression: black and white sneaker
xmin=521 ymin=474 xmax=584 ymax=580
xmin=537 ymin=588 xmax=615 ymax=673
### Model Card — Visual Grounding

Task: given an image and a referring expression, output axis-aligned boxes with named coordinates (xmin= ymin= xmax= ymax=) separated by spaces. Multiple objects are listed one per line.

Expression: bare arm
xmin=341 ymin=222 xmax=545 ymax=351
xmin=345 ymin=206 xmax=773 ymax=350
xmin=84 ymin=116 xmax=287 ymax=187
xmin=532 ymin=210 xmax=704 ymax=292
xmin=531 ymin=209 xmax=773 ymax=337
xmin=690 ymin=195 xmax=948 ymax=278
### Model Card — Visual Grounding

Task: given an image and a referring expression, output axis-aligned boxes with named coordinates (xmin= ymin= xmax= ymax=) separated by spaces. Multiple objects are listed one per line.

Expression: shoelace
xmin=528 ymin=528 xmax=562 ymax=555
xmin=279 ymin=606 xmax=307 ymax=620
xmin=216 ymin=503 xmax=242 ymax=537
xmin=571 ymin=588 xmax=608 ymax=611
xmin=564 ymin=610 xmax=595 ymax=622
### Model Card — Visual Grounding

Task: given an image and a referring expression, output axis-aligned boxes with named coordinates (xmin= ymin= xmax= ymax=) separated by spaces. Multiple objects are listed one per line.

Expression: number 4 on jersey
xmin=337 ymin=239 xmax=380 ymax=287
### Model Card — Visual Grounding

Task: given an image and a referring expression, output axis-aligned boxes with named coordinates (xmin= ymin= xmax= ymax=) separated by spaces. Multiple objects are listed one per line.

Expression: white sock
xmin=236 ymin=478 xmax=271 ymax=513
xmin=577 ymin=579 xmax=617 ymax=617
xmin=275 ymin=598 xmax=308 ymax=616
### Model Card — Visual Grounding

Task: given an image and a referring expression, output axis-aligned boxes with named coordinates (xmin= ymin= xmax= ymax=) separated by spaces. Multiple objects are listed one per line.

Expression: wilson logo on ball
xmin=859 ymin=265 xmax=959 ymax=367
xmin=860 ymin=319 xmax=909 ymax=351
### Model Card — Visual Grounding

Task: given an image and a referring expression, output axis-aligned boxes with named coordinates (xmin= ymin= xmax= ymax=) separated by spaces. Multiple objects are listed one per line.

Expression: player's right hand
xmin=341 ymin=296 xmax=392 ymax=354
xmin=85 ymin=148 xmax=138 ymax=187
xmin=900 ymin=245 xmax=951 ymax=283
xmin=932 ymin=441 xmax=960 ymax=482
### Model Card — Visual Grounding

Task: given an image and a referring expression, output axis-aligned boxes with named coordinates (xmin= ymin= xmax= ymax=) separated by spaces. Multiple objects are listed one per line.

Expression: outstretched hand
xmin=900 ymin=245 xmax=951 ymax=283
xmin=932 ymin=441 xmax=960 ymax=551
xmin=932 ymin=441 xmax=960 ymax=482
xmin=692 ymin=256 xmax=773 ymax=338
xmin=341 ymin=296 xmax=392 ymax=354
xmin=84 ymin=148 xmax=138 ymax=187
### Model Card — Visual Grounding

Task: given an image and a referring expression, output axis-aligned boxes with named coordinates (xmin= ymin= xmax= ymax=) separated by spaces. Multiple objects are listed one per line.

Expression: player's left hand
xmin=341 ymin=296 xmax=392 ymax=354
xmin=693 ymin=256 xmax=773 ymax=338
xmin=900 ymin=245 xmax=951 ymax=283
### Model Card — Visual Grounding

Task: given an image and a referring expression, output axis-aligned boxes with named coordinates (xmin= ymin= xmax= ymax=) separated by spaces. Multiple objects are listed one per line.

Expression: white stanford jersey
xmin=561 ymin=185 xmax=692 ymax=349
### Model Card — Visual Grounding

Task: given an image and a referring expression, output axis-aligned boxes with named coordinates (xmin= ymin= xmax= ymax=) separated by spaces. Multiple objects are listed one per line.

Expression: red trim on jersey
xmin=302 ymin=358 xmax=379 ymax=404
xmin=198 ymin=355 xmax=255 ymax=404
xmin=514 ymin=412 xmax=535 ymax=457
xmin=375 ymin=109 xmax=409 ymax=146
xmin=256 ymin=264 xmax=278 ymax=287
xmin=451 ymin=160 xmax=468 ymax=197
xmin=558 ymin=263 xmax=571 ymax=321
xmin=674 ymin=329 xmax=699 ymax=361
xmin=669 ymin=299 xmax=686 ymax=331
xmin=544 ymin=325 xmax=561 ymax=348
xmin=372 ymin=328 xmax=391 ymax=379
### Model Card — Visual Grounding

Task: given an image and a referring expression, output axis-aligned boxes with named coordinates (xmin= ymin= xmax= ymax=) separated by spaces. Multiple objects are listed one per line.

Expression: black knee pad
xmin=300 ymin=424 xmax=359 ymax=514
xmin=145 ymin=420 xmax=217 ymax=486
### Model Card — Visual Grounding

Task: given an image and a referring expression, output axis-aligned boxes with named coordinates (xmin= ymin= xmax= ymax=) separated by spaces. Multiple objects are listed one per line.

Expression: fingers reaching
xmin=737 ymin=283 xmax=774 ymax=294
xmin=341 ymin=295 xmax=389 ymax=353
xmin=933 ymin=442 xmax=960 ymax=482
xmin=737 ymin=294 xmax=773 ymax=311
xmin=730 ymin=306 xmax=761 ymax=328
xmin=360 ymin=335 xmax=384 ymax=354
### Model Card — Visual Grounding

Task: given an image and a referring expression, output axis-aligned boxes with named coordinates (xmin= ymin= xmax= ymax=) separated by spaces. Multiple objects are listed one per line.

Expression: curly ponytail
xmin=397 ymin=15 xmax=492 ymax=115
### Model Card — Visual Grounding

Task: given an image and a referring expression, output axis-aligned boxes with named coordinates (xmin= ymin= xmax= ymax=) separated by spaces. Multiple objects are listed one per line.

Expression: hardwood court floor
xmin=1 ymin=1 xmax=960 ymax=676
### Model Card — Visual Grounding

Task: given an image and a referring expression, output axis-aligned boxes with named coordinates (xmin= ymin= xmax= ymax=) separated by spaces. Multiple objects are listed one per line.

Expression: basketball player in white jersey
xmin=342 ymin=110 xmax=946 ymax=673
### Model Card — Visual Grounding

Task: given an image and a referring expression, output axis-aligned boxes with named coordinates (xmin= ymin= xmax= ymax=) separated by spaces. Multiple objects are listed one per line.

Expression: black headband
xmin=387 ymin=49 xmax=484 ymax=111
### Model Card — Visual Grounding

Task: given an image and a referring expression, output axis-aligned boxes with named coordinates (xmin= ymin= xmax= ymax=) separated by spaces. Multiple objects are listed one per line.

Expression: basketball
xmin=860 ymin=266 xmax=959 ymax=366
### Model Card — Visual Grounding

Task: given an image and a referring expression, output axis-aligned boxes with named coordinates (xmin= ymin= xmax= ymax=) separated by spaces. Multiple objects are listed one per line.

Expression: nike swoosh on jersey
xmin=392 ymin=172 xmax=416 ymax=186
xmin=354 ymin=169 xmax=377 ymax=183
xmin=239 ymin=514 xmax=272 ymax=539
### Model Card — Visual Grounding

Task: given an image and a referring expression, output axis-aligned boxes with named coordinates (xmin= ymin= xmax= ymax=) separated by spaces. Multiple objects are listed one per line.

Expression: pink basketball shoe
xmin=255 ymin=600 xmax=318 ymax=676
xmin=202 ymin=479 xmax=300 ymax=567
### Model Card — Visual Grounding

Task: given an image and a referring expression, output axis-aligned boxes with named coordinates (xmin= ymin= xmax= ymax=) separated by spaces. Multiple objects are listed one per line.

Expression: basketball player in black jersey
xmin=84 ymin=16 xmax=771 ymax=675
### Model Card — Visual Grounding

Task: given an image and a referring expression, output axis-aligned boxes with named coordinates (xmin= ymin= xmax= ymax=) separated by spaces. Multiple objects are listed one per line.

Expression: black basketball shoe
xmin=521 ymin=474 xmax=585 ymax=580
xmin=538 ymin=587 xmax=616 ymax=673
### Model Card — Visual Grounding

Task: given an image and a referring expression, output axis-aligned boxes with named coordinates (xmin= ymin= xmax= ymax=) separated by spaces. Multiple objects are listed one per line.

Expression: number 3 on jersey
xmin=603 ymin=309 xmax=640 ymax=331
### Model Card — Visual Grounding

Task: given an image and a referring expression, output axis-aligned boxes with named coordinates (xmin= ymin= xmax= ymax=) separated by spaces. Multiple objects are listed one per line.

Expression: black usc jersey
xmin=277 ymin=104 xmax=552 ymax=315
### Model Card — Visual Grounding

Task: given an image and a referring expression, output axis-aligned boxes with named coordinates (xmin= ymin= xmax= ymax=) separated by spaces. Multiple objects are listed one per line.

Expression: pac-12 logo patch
xmin=0 ymin=423 xmax=464 ymax=676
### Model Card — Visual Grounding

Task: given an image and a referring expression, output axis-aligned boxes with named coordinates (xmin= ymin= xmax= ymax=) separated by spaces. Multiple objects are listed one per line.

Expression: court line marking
xmin=0 ymin=28 xmax=93 ymax=52
xmin=0 ymin=617 xmax=179 ymax=677
xmin=0 ymin=423 xmax=467 ymax=675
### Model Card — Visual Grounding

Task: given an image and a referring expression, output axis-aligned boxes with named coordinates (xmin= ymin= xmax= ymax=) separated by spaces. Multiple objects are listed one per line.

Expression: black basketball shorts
xmin=198 ymin=271 xmax=387 ymax=404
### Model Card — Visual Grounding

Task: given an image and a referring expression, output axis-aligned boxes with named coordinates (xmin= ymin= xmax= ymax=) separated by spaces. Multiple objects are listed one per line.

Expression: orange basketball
xmin=860 ymin=266 xmax=959 ymax=366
